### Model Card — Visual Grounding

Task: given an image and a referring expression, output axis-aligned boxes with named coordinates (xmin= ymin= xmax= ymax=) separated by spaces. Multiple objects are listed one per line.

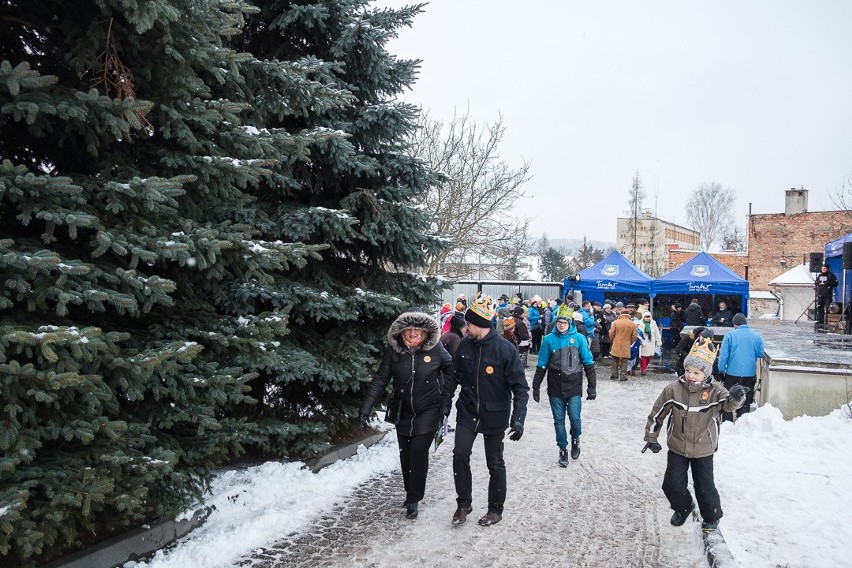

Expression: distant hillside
xmin=548 ymin=238 xmax=615 ymax=254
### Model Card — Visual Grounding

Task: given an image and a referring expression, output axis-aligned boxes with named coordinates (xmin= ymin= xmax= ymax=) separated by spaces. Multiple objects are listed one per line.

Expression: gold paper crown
xmin=468 ymin=292 xmax=496 ymax=321
xmin=687 ymin=336 xmax=717 ymax=366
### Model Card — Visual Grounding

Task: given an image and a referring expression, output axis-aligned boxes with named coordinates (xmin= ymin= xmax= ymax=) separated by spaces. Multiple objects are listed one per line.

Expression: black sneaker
xmin=406 ymin=502 xmax=418 ymax=519
xmin=558 ymin=448 xmax=569 ymax=467
xmin=571 ymin=437 xmax=580 ymax=459
xmin=670 ymin=501 xmax=695 ymax=527
xmin=701 ymin=520 xmax=719 ymax=532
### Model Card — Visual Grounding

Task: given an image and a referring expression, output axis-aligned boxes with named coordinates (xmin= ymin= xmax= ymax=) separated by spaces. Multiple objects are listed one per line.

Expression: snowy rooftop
xmin=769 ymin=263 xmax=815 ymax=286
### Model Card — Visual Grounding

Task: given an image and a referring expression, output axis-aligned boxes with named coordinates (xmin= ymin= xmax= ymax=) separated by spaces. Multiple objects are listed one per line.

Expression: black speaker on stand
xmin=843 ymin=242 xmax=852 ymax=270
xmin=808 ymin=252 xmax=824 ymax=273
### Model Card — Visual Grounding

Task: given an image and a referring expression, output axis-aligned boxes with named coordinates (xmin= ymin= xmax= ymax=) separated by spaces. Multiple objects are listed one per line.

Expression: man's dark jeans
xmin=452 ymin=425 xmax=506 ymax=513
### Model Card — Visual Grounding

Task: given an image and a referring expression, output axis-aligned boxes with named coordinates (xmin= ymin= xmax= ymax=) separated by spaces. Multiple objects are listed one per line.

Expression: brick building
xmin=746 ymin=188 xmax=852 ymax=291
xmin=667 ymin=248 xmax=748 ymax=277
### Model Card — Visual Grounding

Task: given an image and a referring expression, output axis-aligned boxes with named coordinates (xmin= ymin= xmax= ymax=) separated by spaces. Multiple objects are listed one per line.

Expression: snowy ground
xmin=126 ymin=357 xmax=852 ymax=568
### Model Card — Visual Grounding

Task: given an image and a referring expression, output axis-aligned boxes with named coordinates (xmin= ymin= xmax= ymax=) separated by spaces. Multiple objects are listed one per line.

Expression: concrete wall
xmin=757 ymin=358 xmax=851 ymax=419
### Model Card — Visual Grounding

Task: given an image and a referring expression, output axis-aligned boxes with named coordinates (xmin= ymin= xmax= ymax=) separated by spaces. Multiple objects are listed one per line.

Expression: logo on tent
xmin=688 ymin=283 xmax=712 ymax=292
xmin=690 ymin=265 xmax=710 ymax=277
xmin=601 ymin=264 xmax=619 ymax=277
xmin=596 ymin=281 xmax=617 ymax=290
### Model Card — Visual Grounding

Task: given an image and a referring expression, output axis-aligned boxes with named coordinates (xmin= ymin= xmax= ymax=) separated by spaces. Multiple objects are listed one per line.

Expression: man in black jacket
xmin=815 ymin=263 xmax=838 ymax=325
xmin=684 ymin=298 xmax=705 ymax=326
xmin=442 ymin=296 xmax=529 ymax=527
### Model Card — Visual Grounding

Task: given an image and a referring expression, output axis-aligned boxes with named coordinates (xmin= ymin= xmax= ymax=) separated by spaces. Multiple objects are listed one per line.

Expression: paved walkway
xmin=237 ymin=358 xmax=709 ymax=567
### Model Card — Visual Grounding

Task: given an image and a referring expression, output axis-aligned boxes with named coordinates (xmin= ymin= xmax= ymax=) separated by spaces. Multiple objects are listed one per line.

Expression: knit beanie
xmin=449 ymin=312 xmax=466 ymax=333
xmin=512 ymin=306 xmax=524 ymax=318
xmin=682 ymin=336 xmax=717 ymax=377
xmin=732 ymin=313 xmax=747 ymax=326
xmin=465 ymin=294 xmax=496 ymax=328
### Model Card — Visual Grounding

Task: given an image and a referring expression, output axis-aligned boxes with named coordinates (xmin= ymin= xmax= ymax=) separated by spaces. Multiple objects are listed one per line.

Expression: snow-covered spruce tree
xmin=230 ymin=0 xmax=448 ymax=456
xmin=1 ymin=0 xmax=448 ymax=564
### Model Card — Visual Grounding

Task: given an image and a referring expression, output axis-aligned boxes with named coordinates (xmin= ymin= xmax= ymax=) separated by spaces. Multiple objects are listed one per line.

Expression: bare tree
xmin=720 ymin=225 xmax=746 ymax=252
xmin=831 ymin=174 xmax=852 ymax=222
xmin=686 ymin=182 xmax=736 ymax=251
xmin=493 ymin=218 xmax=535 ymax=279
xmin=642 ymin=221 xmax=667 ymax=277
xmin=621 ymin=172 xmax=646 ymax=265
xmin=409 ymin=109 xmax=533 ymax=277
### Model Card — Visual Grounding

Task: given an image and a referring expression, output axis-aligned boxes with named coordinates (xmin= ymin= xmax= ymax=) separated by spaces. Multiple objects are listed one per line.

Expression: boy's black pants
xmin=662 ymin=451 xmax=722 ymax=523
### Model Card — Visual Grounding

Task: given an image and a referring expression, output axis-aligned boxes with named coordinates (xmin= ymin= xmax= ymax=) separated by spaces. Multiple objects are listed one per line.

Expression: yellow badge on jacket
xmin=700 ymin=390 xmax=710 ymax=403
xmin=423 ymin=356 xmax=431 ymax=363
xmin=485 ymin=366 xmax=494 ymax=375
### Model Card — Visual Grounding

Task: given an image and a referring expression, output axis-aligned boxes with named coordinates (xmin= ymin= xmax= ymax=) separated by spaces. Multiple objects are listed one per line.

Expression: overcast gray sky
xmin=375 ymin=0 xmax=852 ymax=244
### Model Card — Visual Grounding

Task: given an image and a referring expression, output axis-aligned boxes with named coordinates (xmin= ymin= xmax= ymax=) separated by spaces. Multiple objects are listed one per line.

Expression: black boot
xmin=571 ymin=437 xmax=580 ymax=459
xmin=558 ymin=448 xmax=569 ymax=468
xmin=670 ymin=501 xmax=695 ymax=527
xmin=406 ymin=501 xmax=418 ymax=519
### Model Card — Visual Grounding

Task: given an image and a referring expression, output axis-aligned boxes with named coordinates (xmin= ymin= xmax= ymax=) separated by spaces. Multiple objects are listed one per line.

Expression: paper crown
xmin=502 ymin=317 xmax=515 ymax=331
xmin=555 ymin=304 xmax=574 ymax=321
xmin=465 ymin=293 xmax=496 ymax=328
xmin=683 ymin=336 xmax=717 ymax=376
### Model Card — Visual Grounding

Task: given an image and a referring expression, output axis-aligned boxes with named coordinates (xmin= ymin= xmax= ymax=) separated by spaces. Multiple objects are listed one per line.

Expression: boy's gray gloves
xmin=728 ymin=384 xmax=750 ymax=402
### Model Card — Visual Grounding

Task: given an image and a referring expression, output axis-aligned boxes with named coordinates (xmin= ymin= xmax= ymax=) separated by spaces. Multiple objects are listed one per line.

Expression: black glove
xmin=358 ymin=413 xmax=368 ymax=428
xmin=642 ymin=442 xmax=662 ymax=453
xmin=728 ymin=384 xmax=750 ymax=402
xmin=533 ymin=388 xmax=540 ymax=403
xmin=508 ymin=422 xmax=524 ymax=441
xmin=586 ymin=391 xmax=596 ymax=400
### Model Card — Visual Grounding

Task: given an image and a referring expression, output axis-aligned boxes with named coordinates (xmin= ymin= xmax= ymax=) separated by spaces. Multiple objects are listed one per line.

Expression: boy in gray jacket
xmin=642 ymin=335 xmax=748 ymax=532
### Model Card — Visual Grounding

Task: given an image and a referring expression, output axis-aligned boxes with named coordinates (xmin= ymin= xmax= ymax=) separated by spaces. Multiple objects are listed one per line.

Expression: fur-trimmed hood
xmin=388 ymin=311 xmax=440 ymax=354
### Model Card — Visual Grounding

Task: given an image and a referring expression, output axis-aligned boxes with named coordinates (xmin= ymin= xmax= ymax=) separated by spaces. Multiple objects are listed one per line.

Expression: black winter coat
xmin=672 ymin=333 xmax=697 ymax=377
xmin=684 ymin=302 xmax=705 ymax=326
xmin=442 ymin=329 xmax=529 ymax=435
xmin=361 ymin=312 xmax=454 ymax=437
xmin=669 ymin=310 xmax=683 ymax=335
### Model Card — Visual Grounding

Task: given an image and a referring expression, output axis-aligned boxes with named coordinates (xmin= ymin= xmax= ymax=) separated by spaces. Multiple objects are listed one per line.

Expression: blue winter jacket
xmin=533 ymin=322 xmax=596 ymax=398
xmin=717 ymin=324 xmax=765 ymax=377
xmin=528 ymin=306 xmax=541 ymax=328
xmin=580 ymin=308 xmax=596 ymax=339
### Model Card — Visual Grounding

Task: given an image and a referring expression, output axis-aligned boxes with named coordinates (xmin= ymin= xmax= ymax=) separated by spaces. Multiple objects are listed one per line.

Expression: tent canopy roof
xmin=563 ymin=251 xmax=652 ymax=296
xmin=654 ymin=251 xmax=748 ymax=296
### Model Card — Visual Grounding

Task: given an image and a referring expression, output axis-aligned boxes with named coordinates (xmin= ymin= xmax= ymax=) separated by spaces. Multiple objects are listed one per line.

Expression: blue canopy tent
xmin=562 ymin=251 xmax=653 ymax=305
xmin=653 ymin=251 xmax=749 ymax=316
xmin=824 ymin=232 xmax=851 ymax=305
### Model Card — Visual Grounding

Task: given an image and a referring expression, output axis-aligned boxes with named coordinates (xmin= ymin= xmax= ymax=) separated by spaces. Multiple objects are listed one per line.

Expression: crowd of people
xmin=359 ymin=290 xmax=767 ymax=534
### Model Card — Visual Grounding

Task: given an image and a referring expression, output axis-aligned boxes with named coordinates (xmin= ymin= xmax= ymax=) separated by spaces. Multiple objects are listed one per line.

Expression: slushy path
xmin=238 ymin=357 xmax=708 ymax=567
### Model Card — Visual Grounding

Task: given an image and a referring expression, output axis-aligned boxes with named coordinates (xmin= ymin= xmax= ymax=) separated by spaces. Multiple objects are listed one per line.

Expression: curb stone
xmin=692 ymin=511 xmax=737 ymax=568
xmin=703 ymin=527 xmax=737 ymax=568
xmin=42 ymin=429 xmax=390 ymax=568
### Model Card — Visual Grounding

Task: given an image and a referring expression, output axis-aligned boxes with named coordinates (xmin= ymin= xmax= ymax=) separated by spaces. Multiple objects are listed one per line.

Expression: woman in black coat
xmin=359 ymin=310 xmax=453 ymax=519
xmin=672 ymin=326 xmax=706 ymax=377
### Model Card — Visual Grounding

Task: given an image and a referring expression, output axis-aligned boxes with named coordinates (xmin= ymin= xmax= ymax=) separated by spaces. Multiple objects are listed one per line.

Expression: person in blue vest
xmin=532 ymin=312 xmax=597 ymax=467
xmin=716 ymin=313 xmax=765 ymax=421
